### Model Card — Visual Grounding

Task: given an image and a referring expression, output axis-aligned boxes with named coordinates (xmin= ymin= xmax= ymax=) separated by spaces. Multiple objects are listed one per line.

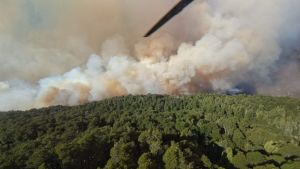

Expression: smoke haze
xmin=0 ymin=0 xmax=299 ymax=111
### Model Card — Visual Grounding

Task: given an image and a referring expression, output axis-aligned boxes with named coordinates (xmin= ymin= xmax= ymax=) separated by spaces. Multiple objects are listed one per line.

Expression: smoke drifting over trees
xmin=0 ymin=0 xmax=299 ymax=110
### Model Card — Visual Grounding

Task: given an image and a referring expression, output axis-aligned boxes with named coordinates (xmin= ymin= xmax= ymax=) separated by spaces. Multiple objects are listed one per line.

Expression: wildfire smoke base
xmin=0 ymin=0 xmax=300 ymax=111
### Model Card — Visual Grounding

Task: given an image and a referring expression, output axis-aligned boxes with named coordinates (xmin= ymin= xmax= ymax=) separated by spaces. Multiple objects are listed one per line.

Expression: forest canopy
xmin=0 ymin=94 xmax=300 ymax=169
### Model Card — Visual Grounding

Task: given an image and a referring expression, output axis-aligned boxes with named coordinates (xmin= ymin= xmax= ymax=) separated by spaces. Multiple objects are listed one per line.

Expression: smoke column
xmin=0 ymin=0 xmax=299 ymax=111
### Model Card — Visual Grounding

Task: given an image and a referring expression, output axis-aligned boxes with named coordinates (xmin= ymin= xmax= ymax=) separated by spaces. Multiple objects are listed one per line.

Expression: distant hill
xmin=0 ymin=94 xmax=299 ymax=169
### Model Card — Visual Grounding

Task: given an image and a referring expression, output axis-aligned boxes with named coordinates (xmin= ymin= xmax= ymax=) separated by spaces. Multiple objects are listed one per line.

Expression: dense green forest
xmin=0 ymin=94 xmax=300 ymax=169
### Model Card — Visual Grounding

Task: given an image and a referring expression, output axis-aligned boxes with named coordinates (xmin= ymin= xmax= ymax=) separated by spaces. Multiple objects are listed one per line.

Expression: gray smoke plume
xmin=0 ymin=0 xmax=300 ymax=111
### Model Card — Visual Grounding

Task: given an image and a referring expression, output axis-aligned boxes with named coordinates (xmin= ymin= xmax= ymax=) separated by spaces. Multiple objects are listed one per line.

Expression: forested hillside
xmin=0 ymin=94 xmax=300 ymax=169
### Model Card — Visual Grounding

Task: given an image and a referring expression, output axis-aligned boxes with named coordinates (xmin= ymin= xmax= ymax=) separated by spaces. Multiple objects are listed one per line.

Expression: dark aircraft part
xmin=144 ymin=0 xmax=194 ymax=37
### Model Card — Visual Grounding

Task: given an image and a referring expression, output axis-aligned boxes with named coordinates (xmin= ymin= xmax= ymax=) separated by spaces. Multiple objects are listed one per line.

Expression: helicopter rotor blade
xmin=144 ymin=0 xmax=194 ymax=37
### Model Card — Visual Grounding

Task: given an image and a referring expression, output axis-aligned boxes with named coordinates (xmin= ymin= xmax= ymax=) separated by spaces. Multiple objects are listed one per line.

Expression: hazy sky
xmin=0 ymin=0 xmax=299 ymax=111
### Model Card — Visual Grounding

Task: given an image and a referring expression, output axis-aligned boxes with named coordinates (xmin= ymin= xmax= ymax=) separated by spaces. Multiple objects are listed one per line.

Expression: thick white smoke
xmin=0 ymin=0 xmax=300 ymax=111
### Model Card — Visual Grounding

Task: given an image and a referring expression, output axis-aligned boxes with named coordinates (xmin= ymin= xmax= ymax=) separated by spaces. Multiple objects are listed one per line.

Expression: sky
xmin=0 ymin=0 xmax=299 ymax=111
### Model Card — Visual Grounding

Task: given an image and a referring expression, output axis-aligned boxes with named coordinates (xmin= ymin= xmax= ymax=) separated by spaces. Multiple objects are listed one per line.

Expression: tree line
xmin=0 ymin=94 xmax=299 ymax=169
